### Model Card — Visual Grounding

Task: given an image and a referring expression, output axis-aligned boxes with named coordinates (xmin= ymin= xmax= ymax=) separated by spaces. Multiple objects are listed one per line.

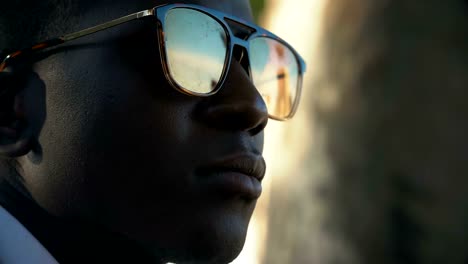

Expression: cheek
xmin=77 ymin=93 xmax=199 ymax=224
xmin=27 ymin=47 xmax=197 ymax=215
xmin=73 ymin=60 xmax=195 ymax=178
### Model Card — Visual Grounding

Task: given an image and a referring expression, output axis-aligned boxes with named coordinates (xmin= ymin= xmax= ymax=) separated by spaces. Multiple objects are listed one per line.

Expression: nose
xmin=197 ymin=57 xmax=269 ymax=136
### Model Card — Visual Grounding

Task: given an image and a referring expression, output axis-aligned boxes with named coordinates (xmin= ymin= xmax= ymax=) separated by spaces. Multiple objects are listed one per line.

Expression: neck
xmin=0 ymin=178 xmax=161 ymax=263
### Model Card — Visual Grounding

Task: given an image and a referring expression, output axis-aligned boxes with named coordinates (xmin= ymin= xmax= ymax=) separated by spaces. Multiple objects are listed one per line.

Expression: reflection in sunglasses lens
xmin=164 ymin=8 xmax=228 ymax=94
xmin=250 ymin=37 xmax=299 ymax=119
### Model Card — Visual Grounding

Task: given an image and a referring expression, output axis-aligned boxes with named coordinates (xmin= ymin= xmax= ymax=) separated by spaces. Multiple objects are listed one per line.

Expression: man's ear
xmin=0 ymin=73 xmax=33 ymax=158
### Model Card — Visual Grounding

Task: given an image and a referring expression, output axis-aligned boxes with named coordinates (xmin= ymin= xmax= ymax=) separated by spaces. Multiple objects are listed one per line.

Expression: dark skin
xmin=0 ymin=0 xmax=268 ymax=263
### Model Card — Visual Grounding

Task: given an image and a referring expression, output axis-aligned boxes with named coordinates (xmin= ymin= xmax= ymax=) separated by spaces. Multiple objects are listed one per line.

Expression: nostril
xmin=248 ymin=117 xmax=268 ymax=136
xmin=199 ymin=102 xmax=268 ymax=134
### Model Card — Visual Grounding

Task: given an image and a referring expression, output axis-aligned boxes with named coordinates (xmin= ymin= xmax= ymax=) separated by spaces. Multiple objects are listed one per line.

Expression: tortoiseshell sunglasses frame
xmin=0 ymin=3 xmax=306 ymax=120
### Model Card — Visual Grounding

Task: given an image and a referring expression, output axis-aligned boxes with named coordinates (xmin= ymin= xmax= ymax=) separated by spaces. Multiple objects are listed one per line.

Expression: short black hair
xmin=0 ymin=0 xmax=78 ymax=54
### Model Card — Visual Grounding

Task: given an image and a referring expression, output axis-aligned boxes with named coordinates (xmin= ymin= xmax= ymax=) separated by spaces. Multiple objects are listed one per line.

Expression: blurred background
xmin=233 ymin=0 xmax=468 ymax=263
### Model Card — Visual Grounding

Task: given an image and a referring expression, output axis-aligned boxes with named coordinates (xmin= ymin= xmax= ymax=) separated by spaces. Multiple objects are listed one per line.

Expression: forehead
xmin=194 ymin=0 xmax=253 ymax=20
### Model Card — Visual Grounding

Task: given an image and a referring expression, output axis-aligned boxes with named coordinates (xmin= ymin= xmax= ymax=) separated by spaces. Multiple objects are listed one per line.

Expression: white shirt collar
xmin=0 ymin=206 xmax=59 ymax=264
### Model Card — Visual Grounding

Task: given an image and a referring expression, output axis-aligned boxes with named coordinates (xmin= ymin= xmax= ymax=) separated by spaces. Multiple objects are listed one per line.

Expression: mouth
xmin=196 ymin=153 xmax=266 ymax=200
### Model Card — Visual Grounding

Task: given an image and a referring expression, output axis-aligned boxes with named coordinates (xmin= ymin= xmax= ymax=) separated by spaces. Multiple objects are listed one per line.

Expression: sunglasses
xmin=0 ymin=3 xmax=306 ymax=120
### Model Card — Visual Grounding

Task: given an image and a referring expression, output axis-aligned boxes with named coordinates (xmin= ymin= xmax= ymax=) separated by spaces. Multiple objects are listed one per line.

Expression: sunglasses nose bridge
xmin=231 ymin=37 xmax=249 ymax=52
xmin=231 ymin=39 xmax=251 ymax=77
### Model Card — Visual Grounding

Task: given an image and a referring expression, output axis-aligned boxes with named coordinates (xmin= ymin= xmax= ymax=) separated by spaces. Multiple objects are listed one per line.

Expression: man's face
xmin=18 ymin=0 xmax=267 ymax=262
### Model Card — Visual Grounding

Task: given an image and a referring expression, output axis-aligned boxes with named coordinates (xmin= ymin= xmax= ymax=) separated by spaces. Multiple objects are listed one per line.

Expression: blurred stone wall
xmin=311 ymin=1 xmax=468 ymax=263
xmin=260 ymin=0 xmax=350 ymax=263
xmin=262 ymin=1 xmax=468 ymax=264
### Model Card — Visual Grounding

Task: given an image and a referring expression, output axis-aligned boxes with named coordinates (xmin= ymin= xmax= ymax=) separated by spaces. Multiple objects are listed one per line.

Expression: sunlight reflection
xmin=232 ymin=0 xmax=328 ymax=263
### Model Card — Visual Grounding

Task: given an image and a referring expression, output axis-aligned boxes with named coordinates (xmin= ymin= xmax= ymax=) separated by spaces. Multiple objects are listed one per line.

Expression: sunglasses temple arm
xmin=0 ymin=9 xmax=155 ymax=72
xmin=63 ymin=9 xmax=154 ymax=42
xmin=0 ymin=37 xmax=65 ymax=72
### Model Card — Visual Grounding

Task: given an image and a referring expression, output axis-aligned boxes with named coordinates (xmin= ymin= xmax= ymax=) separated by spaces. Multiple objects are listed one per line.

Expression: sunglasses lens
xmin=250 ymin=37 xmax=300 ymax=119
xmin=164 ymin=8 xmax=228 ymax=94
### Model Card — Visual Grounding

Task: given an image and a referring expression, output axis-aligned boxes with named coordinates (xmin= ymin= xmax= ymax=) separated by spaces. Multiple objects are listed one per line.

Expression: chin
xmin=144 ymin=211 xmax=251 ymax=264
xmin=172 ymin=248 xmax=244 ymax=264
xmin=121 ymin=194 xmax=257 ymax=263
xmin=169 ymin=224 xmax=248 ymax=264
xmin=171 ymin=244 xmax=244 ymax=264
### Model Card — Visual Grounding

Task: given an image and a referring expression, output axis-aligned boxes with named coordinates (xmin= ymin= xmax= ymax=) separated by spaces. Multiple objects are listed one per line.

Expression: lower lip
xmin=197 ymin=171 xmax=262 ymax=200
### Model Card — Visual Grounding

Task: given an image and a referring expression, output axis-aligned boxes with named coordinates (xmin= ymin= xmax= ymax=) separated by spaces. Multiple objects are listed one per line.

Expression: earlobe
xmin=0 ymin=74 xmax=33 ymax=158
xmin=0 ymin=128 xmax=33 ymax=157
xmin=0 ymin=118 xmax=33 ymax=157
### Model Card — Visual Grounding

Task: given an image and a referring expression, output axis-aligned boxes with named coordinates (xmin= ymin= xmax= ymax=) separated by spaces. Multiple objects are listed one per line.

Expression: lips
xmin=196 ymin=154 xmax=266 ymax=199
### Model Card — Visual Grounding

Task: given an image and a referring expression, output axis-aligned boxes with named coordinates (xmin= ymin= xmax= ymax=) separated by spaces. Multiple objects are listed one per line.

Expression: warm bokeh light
xmin=232 ymin=0 xmax=328 ymax=263
xmin=234 ymin=0 xmax=468 ymax=263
